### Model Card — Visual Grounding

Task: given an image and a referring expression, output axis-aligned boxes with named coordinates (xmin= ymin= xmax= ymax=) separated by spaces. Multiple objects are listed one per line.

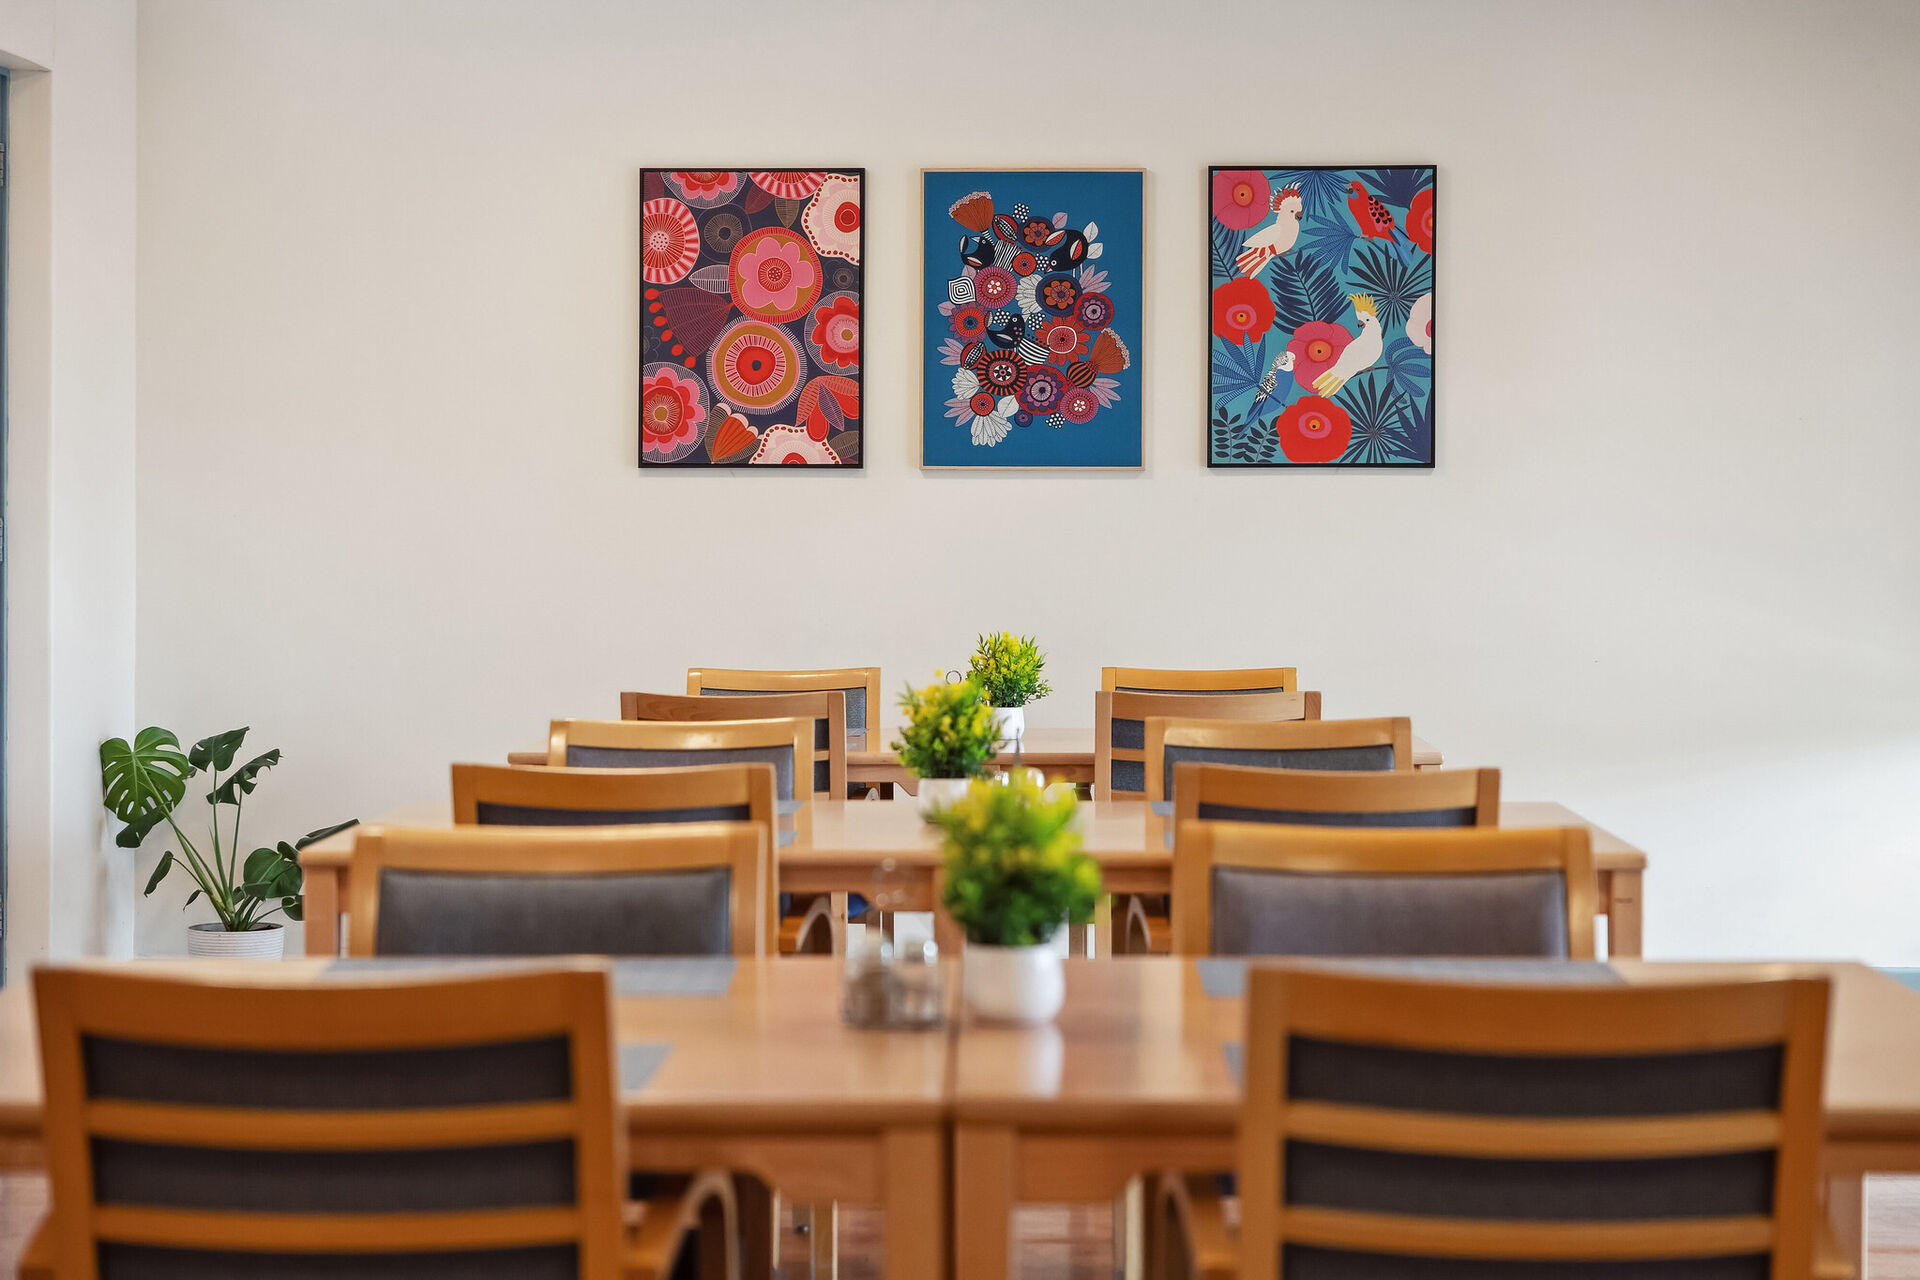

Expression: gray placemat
xmin=321 ymin=956 xmax=735 ymax=997
xmin=1197 ymin=957 xmax=1623 ymax=999
xmin=613 ymin=957 xmax=736 ymax=997
xmin=620 ymin=1041 xmax=671 ymax=1091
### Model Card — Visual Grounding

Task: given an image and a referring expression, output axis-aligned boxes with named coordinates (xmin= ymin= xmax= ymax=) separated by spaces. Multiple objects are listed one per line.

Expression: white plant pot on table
xmin=963 ymin=941 xmax=1065 ymax=1025
xmin=186 ymin=922 xmax=286 ymax=959
xmin=989 ymin=705 xmax=1025 ymax=743
xmin=915 ymin=776 xmax=973 ymax=815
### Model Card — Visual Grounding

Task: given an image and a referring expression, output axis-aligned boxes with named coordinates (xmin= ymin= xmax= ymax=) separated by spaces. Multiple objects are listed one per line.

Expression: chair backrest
xmin=1173 ymin=761 xmax=1499 ymax=831
xmin=33 ymin=963 xmax=628 ymax=1280
xmin=1171 ymin=821 xmax=1594 ymax=957
xmin=623 ymin=689 xmax=847 ymax=798
xmin=1095 ymin=689 xmax=1320 ymax=800
xmin=1145 ymin=716 xmax=1411 ymax=802
xmin=451 ymin=762 xmax=780 ymax=947
xmin=1238 ymin=966 xmax=1830 ymax=1280
xmin=350 ymin=822 xmax=765 ymax=957
xmin=1100 ymin=665 xmax=1296 ymax=694
xmin=687 ymin=666 xmax=881 ymax=736
xmin=548 ymin=716 xmax=813 ymax=814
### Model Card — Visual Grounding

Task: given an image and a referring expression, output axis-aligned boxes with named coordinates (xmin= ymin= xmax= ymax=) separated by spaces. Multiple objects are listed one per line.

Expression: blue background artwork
xmin=1207 ymin=166 xmax=1434 ymax=467
xmin=922 ymin=170 xmax=1143 ymax=468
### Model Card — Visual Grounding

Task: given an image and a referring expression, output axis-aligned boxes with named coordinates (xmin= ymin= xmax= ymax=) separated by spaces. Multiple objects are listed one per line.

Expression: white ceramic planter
xmin=915 ymin=776 xmax=973 ymax=815
xmin=187 ymin=922 xmax=286 ymax=959
xmin=963 ymin=941 xmax=1065 ymax=1025
xmin=989 ymin=705 xmax=1026 ymax=742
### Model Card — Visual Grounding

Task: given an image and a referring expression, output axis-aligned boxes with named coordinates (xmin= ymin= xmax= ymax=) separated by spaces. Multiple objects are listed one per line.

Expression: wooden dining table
xmin=510 ymin=726 xmax=1447 ymax=787
xmin=0 ymin=956 xmax=949 ymax=1280
xmin=950 ymin=957 xmax=1920 ymax=1280
xmin=298 ymin=796 xmax=1647 ymax=960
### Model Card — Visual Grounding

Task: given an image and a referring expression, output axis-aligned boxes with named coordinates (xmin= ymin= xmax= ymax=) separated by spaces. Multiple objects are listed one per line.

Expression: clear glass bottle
xmin=841 ymin=929 xmax=893 ymax=1028
xmin=889 ymin=939 xmax=945 ymax=1029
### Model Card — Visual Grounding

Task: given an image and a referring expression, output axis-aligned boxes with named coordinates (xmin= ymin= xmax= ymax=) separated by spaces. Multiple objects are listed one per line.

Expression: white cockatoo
xmin=1406 ymin=292 xmax=1433 ymax=354
xmin=1311 ymin=295 xmax=1383 ymax=397
xmin=1234 ymin=185 xmax=1304 ymax=277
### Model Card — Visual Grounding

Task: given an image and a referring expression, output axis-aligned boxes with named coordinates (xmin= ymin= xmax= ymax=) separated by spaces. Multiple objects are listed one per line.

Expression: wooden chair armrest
xmin=624 ymin=1168 xmax=739 ymax=1280
xmin=1814 ymin=1215 xmax=1856 ymax=1280
xmin=1154 ymin=1172 xmax=1236 ymax=1280
xmin=19 ymin=1215 xmax=55 ymax=1280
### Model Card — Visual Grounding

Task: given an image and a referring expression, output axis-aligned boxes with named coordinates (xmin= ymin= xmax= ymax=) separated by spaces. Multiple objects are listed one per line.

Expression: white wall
xmin=1 ymin=0 xmax=138 ymax=976
xmin=132 ymin=0 xmax=1920 ymax=959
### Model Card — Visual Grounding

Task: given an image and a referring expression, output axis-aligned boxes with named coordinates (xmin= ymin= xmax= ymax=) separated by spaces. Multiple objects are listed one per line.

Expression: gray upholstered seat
xmin=1164 ymin=743 xmax=1393 ymax=795
xmin=81 ymin=1027 xmax=585 ymax=1279
xmin=563 ymin=742 xmax=796 ymax=800
xmin=703 ymin=684 xmax=867 ymax=733
xmin=1210 ymin=867 xmax=1570 ymax=957
xmin=1194 ymin=800 xmax=1476 ymax=828
xmin=374 ymin=867 xmax=732 ymax=956
xmin=473 ymin=799 xmax=752 ymax=827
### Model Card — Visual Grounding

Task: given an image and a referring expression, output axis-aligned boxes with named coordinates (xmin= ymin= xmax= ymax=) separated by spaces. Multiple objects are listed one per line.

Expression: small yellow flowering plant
xmin=892 ymin=674 xmax=998 ymax=780
xmin=967 ymin=632 xmax=1052 ymax=708
xmin=930 ymin=773 xmax=1100 ymax=947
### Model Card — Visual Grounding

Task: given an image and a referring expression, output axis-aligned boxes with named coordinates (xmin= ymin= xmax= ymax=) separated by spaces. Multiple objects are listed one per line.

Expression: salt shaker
xmin=841 ymin=930 xmax=894 ymax=1028
xmin=889 ymin=939 xmax=945 ymax=1029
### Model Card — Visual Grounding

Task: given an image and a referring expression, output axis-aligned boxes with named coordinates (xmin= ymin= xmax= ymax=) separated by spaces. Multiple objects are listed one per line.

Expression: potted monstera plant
xmin=99 ymin=726 xmax=356 ymax=958
xmin=929 ymin=771 xmax=1100 ymax=1023
xmin=967 ymin=632 xmax=1052 ymax=743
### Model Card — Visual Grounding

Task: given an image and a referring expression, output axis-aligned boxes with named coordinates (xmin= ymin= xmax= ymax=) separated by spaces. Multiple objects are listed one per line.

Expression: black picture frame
xmin=1205 ymin=164 xmax=1436 ymax=470
xmin=639 ymin=167 xmax=866 ymax=469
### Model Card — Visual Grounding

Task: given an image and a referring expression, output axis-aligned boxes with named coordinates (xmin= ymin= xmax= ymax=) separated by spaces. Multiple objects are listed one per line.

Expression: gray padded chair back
xmin=375 ymin=866 xmax=732 ymax=956
xmin=82 ymin=1027 xmax=584 ymax=1279
xmin=1108 ymin=713 xmax=1147 ymax=794
xmin=704 ymin=684 xmax=868 ymax=733
xmin=1276 ymin=1028 xmax=1785 ymax=1279
xmin=563 ymin=742 xmax=795 ymax=800
xmin=1116 ymin=684 xmax=1291 ymax=696
xmin=1194 ymin=800 xmax=1475 ymax=829
xmin=473 ymin=800 xmax=752 ymax=827
xmin=1163 ymin=743 xmax=1392 ymax=803
xmin=1210 ymin=867 xmax=1570 ymax=957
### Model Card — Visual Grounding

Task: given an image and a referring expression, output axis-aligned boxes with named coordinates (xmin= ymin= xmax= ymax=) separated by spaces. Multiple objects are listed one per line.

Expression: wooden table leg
xmin=733 ymin=1175 xmax=775 ymax=1280
xmin=883 ymin=1126 xmax=948 ymax=1280
xmin=1825 ymin=1172 xmax=1864 ymax=1277
xmin=954 ymin=1125 xmax=1016 ymax=1280
xmin=302 ymin=866 xmax=341 ymax=957
xmin=1607 ymin=869 xmax=1643 ymax=958
xmin=932 ymin=869 xmax=965 ymax=956
xmin=803 ymin=1200 xmax=838 ymax=1280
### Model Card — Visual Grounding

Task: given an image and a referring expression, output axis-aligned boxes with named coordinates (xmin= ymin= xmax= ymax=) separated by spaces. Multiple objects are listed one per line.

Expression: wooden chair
xmin=1101 ymin=666 xmax=1297 ymax=694
xmin=548 ymin=717 xmax=814 ymax=820
xmin=624 ymin=689 xmax=848 ymax=799
xmin=349 ymin=822 xmax=766 ymax=957
xmin=687 ymin=667 xmax=881 ymax=739
xmin=1169 ymin=821 xmax=1596 ymax=957
xmin=1171 ymin=762 xmax=1499 ymax=831
xmin=1157 ymin=966 xmax=1836 ymax=1280
xmin=1144 ymin=716 xmax=1413 ymax=803
xmin=1095 ymin=690 xmax=1321 ymax=801
xmin=451 ymin=762 xmax=782 ymax=955
xmin=24 ymin=964 xmax=738 ymax=1280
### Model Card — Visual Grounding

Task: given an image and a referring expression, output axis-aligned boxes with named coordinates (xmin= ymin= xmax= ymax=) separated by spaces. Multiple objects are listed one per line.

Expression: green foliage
xmin=930 ymin=773 xmax=1101 ymax=947
xmin=892 ymin=676 xmax=998 ymax=780
xmin=967 ymin=632 xmax=1053 ymax=708
xmin=98 ymin=725 xmax=356 ymax=932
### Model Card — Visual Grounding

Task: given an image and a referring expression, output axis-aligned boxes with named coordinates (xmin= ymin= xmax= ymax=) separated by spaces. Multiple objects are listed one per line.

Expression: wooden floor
xmin=7 ymin=1174 xmax=1916 ymax=1277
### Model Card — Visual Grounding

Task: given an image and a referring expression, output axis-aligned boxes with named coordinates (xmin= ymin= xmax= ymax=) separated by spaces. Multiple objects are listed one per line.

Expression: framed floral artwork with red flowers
xmin=1208 ymin=166 xmax=1434 ymax=467
xmin=922 ymin=169 xmax=1143 ymax=469
xmin=640 ymin=169 xmax=863 ymax=467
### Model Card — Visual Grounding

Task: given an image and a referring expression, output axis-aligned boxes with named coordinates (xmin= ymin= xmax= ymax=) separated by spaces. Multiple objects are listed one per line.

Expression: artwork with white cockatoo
xmin=1208 ymin=167 xmax=1434 ymax=466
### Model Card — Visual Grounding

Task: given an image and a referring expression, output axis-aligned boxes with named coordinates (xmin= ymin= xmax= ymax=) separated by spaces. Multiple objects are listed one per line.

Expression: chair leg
xmin=732 ymin=1174 xmax=775 ymax=1280
xmin=803 ymin=1200 xmax=838 ymax=1280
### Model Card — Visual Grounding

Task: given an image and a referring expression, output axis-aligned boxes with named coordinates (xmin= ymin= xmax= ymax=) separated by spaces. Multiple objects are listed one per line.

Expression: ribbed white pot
xmin=963 ymin=942 xmax=1065 ymax=1025
xmin=989 ymin=706 xmax=1026 ymax=742
xmin=915 ymin=776 xmax=973 ymax=815
xmin=186 ymin=922 xmax=286 ymax=959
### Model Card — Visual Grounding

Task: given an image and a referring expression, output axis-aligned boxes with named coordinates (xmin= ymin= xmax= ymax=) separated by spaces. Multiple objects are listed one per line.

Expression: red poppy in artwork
xmin=969 ymin=391 xmax=999 ymax=417
xmin=1212 ymin=169 xmax=1272 ymax=231
xmin=808 ymin=294 xmax=861 ymax=369
xmin=950 ymin=305 xmax=989 ymax=340
xmin=1275 ymin=396 xmax=1352 ymax=463
xmin=1286 ymin=321 xmax=1353 ymax=386
xmin=1407 ymin=187 xmax=1435 ymax=254
xmin=1010 ymin=251 xmax=1040 ymax=277
xmin=1034 ymin=314 xmax=1090 ymax=365
xmin=1210 ymin=277 xmax=1274 ymax=345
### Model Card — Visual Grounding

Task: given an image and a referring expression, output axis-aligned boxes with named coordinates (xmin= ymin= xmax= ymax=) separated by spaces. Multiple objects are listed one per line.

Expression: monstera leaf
xmin=238 ymin=821 xmax=357 ymax=923
xmin=210 ymin=750 xmax=281 ymax=805
xmin=99 ymin=728 xmax=192 ymax=849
